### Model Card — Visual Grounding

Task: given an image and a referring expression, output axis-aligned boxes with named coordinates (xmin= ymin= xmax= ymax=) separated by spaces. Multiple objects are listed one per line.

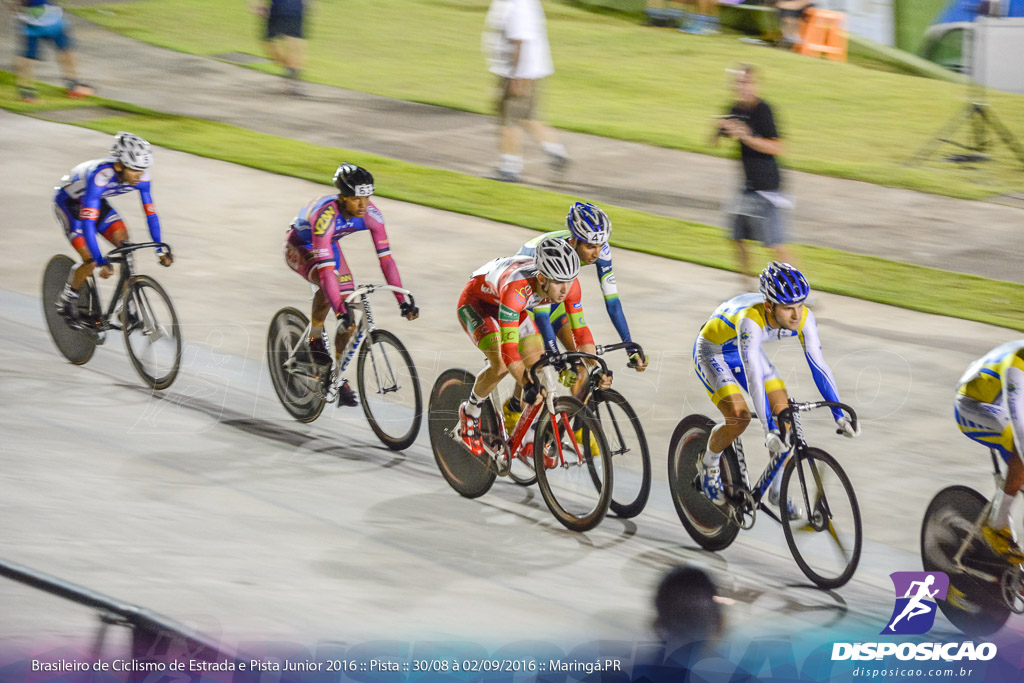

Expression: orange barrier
xmin=797 ymin=9 xmax=847 ymax=62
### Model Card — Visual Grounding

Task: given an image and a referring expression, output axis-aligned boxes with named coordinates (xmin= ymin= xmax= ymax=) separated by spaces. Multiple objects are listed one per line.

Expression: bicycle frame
xmin=727 ymin=399 xmax=857 ymax=527
xmin=81 ymin=241 xmax=172 ymax=339
xmin=286 ymin=284 xmax=415 ymax=389
xmin=950 ymin=451 xmax=1007 ymax=584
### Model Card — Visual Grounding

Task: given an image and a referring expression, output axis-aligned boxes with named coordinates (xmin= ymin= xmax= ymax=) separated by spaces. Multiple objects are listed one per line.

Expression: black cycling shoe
xmin=58 ymin=291 xmax=83 ymax=329
xmin=337 ymin=380 xmax=359 ymax=407
xmin=298 ymin=332 xmax=332 ymax=367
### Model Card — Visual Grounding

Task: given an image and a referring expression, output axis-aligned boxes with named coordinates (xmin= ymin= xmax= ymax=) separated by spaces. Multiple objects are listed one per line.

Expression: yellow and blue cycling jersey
xmin=694 ymin=293 xmax=842 ymax=433
xmin=955 ymin=340 xmax=1024 ymax=461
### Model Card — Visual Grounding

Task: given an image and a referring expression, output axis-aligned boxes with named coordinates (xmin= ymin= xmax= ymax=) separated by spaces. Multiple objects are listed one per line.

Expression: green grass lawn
xmin=76 ymin=0 xmax=1024 ymax=201
xmin=4 ymin=77 xmax=1024 ymax=332
xmin=895 ymin=0 xmax=948 ymax=54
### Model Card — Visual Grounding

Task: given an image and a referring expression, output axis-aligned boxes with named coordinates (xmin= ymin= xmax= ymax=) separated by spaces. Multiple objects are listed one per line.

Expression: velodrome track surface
xmin=2 ymin=112 xmax=1022 ymax=647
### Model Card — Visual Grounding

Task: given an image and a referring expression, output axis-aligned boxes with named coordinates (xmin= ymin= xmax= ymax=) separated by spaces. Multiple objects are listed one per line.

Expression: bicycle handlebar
xmin=528 ymin=350 xmax=610 ymax=389
xmin=105 ymin=241 xmax=173 ymax=261
xmin=776 ymin=400 xmax=858 ymax=436
xmin=343 ymin=284 xmax=416 ymax=310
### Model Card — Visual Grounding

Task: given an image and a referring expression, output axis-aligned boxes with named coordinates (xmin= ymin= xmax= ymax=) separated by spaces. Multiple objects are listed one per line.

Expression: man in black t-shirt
xmin=712 ymin=64 xmax=796 ymax=284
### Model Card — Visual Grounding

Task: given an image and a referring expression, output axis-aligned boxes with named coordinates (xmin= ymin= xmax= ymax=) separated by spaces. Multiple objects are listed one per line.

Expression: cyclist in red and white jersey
xmin=455 ymin=237 xmax=609 ymax=455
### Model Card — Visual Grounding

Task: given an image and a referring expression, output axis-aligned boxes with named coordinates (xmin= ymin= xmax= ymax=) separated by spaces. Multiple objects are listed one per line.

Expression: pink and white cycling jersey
xmin=287 ymin=195 xmax=405 ymax=316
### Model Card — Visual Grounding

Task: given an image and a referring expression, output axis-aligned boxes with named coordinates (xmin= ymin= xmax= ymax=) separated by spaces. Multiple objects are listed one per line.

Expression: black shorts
xmin=266 ymin=13 xmax=304 ymax=40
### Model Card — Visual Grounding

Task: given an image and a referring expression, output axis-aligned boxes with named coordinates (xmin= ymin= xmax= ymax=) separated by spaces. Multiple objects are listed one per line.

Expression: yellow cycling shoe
xmin=574 ymin=427 xmax=601 ymax=455
xmin=503 ymin=398 xmax=523 ymax=434
xmin=981 ymin=524 xmax=1024 ymax=567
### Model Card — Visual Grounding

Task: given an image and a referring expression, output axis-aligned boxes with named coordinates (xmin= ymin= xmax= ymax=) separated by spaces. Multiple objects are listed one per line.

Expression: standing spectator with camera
xmin=712 ymin=64 xmax=796 ymax=287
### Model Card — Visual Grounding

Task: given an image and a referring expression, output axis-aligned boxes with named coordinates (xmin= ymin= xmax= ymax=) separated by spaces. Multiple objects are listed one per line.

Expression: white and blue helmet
xmin=110 ymin=132 xmax=153 ymax=171
xmin=566 ymin=201 xmax=611 ymax=245
xmin=759 ymin=261 xmax=810 ymax=305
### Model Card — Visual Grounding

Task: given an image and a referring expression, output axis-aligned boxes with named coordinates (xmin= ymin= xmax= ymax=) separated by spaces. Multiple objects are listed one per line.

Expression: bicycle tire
xmin=666 ymin=414 xmax=742 ymax=551
xmin=780 ymin=447 xmax=862 ymax=589
xmin=428 ymin=368 xmax=497 ymax=499
xmin=122 ymin=275 xmax=182 ymax=390
xmin=357 ymin=328 xmax=422 ymax=451
xmin=921 ymin=485 xmax=1011 ymax=636
xmin=41 ymin=254 xmax=99 ymax=365
xmin=266 ymin=307 xmax=326 ymax=423
xmin=584 ymin=389 xmax=651 ymax=518
xmin=534 ymin=396 xmax=613 ymax=532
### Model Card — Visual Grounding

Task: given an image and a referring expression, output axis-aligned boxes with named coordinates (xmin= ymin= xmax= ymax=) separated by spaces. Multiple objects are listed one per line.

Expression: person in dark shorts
xmin=7 ymin=0 xmax=92 ymax=103
xmin=250 ymin=0 xmax=307 ymax=95
xmin=711 ymin=64 xmax=796 ymax=286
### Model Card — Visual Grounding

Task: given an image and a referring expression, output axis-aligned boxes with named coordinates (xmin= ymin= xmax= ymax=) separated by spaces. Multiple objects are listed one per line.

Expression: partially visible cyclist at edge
xmin=455 ymin=237 xmax=611 ymax=456
xmin=955 ymin=341 xmax=1024 ymax=566
xmin=693 ymin=262 xmax=859 ymax=516
xmin=511 ymin=202 xmax=645 ymax=427
xmin=55 ymin=132 xmax=171 ymax=325
xmin=283 ymin=163 xmax=418 ymax=407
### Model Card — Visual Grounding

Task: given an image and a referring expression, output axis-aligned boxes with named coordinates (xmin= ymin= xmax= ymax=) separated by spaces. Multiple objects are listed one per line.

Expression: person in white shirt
xmin=483 ymin=0 xmax=569 ymax=183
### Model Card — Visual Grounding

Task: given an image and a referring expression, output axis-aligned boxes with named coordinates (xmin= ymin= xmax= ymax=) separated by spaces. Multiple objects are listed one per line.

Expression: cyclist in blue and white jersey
xmin=54 ymin=132 xmax=171 ymax=323
xmin=693 ymin=262 xmax=859 ymax=514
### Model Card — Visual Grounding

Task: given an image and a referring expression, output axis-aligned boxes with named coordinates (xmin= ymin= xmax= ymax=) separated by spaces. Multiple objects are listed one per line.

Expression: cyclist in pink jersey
xmin=283 ymin=163 xmax=417 ymax=406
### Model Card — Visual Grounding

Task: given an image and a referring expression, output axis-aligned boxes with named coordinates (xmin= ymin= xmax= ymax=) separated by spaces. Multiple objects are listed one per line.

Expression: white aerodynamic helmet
xmin=110 ymin=132 xmax=153 ymax=171
xmin=535 ymin=237 xmax=581 ymax=282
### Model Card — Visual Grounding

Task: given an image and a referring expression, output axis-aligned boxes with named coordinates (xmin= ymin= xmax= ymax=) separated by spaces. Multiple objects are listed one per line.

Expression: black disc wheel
xmin=42 ymin=254 xmax=100 ymax=365
xmin=428 ymin=368 xmax=497 ymax=499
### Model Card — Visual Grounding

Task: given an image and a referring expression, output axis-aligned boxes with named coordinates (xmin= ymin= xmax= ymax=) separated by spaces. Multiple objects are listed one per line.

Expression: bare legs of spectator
xmin=16 ymin=51 xmax=90 ymax=102
xmin=264 ymin=36 xmax=305 ymax=95
xmin=497 ymin=120 xmax=569 ymax=183
xmin=733 ymin=240 xmax=798 ymax=288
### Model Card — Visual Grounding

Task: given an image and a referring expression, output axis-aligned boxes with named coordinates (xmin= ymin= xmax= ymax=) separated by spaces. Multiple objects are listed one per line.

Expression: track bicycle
xmin=668 ymin=400 xmax=862 ymax=588
xmin=921 ymin=449 xmax=1023 ymax=636
xmin=574 ymin=341 xmax=652 ymax=519
xmin=428 ymin=351 xmax=614 ymax=532
xmin=42 ymin=241 xmax=182 ymax=390
xmin=266 ymin=284 xmax=422 ymax=451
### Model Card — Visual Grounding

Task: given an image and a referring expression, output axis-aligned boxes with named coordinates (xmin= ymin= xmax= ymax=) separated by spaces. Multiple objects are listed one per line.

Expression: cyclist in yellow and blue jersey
xmin=694 ymin=262 xmax=859 ymax=514
xmin=955 ymin=341 xmax=1024 ymax=565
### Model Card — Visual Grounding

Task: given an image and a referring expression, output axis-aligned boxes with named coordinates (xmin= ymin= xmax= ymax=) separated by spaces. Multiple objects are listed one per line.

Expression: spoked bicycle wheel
xmin=780 ymin=447 xmax=862 ymax=588
xmin=585 ymin=389 xmax=651 ymax=518
xmin=921 ymin=485 xmax=1012 ymax=636
xmin=428 ymin=369 xmax=498 ymax=498
xmin=42 ymin=255 xmax=100 ymax=365
xmin=534 ymin=396 xmax=612 ymax=532
xmin=122 ymin=275 xmax=182 ymax=390
xmin=666 ymin=414 xmax=742 ymax=551
xmin=266 ymin=307 xmax=326 ymax=423
xmin=357 ymin=328 xmax=422 ymax=451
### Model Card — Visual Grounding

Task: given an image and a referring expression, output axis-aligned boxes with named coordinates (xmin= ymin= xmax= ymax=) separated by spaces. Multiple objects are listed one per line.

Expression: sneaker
xmin=699 ymin=458 xmax=726 ymax=505
xmin=981 ymin=524 xmax=1024 ymax=567
xmin=458 ymin=402 xmax=485 ymax=456
xmin=336 ymin=380 xmax=358 ymax=408
xmin=548 ymin=153 xmax=570 ymax=182
xmin=18 ymin=87 xmax=39 ymax=104
xmin=67 ymin=83 xmax=94 ymax=99
xmin=502 ymin=398 xmax=523 ymax=434
xmin=489 ymin=169 xmax=520 ymax=183
xmin=768 ymin=487 xmax=805 ymax=520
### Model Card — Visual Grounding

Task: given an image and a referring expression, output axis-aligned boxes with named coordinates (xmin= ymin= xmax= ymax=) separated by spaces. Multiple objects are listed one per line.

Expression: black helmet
xmin=333 ymin=163 xmax=374 ymax=197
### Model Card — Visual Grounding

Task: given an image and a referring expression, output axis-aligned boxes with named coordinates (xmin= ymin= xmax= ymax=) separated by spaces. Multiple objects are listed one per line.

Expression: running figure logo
xmin=882 ymin=571 xmax=949 ymax=635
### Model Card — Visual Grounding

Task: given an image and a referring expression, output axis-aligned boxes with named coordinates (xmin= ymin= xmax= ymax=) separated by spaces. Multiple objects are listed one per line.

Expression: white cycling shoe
xmin=699 ymin=459 xmax=727 ymax=506
xmin=768 ymin=486 xmax=804 ymax=520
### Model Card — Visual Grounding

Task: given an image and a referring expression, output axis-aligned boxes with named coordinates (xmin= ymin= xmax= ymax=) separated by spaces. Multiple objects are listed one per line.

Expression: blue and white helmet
xmin=110 ymin=132 xmax=153 ymax=171
xmin=759 ymin=261 xmax=809 ymax=305
xmin=535 ymin=237 xmax=581 ymax=282
xmin=566 ymin=201 xmax=611 ymax=245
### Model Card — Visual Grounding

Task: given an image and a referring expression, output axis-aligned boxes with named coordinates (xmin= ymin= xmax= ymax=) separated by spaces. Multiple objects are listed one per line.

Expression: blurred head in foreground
xmin=653 ymin=565 xmax=724 ymax=645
